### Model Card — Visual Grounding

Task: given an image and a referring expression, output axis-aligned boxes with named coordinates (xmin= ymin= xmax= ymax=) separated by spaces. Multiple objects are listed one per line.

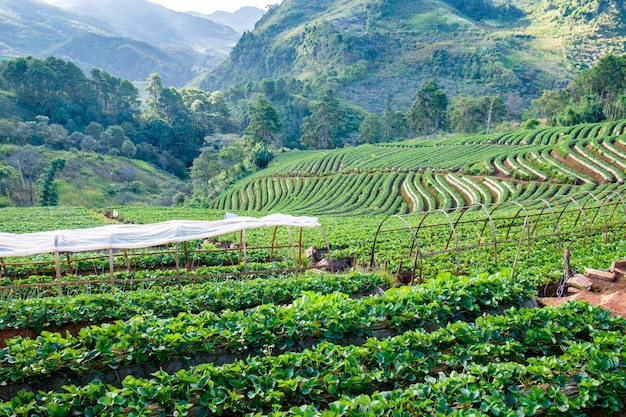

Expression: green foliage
xmin=449 ymin=94 xmax=507 ymax=134
xmin=39 ymin=158 xmax=65 ymax=206
xmin=407 ymin=80 xmax=448 ymax=138
xmin=244 ymin=94 xmax=282 ymax=146
xmin=248 ymin=142 xmax=276 ymax=169
xmin=301 ymin=88 xmax=348 ymax=149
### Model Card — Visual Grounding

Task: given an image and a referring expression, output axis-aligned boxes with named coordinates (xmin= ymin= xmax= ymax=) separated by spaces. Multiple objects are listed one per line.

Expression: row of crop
xmin=536 ymin=149 xmax=595 ymax=184
xmin=0 ymin=272 xmax=387 ymax=332
xmin=1 ymin=260 xmax=308 ymax=299
xmin=415 ymin=173 xmax=438 ymax=211
xmin=0 ymin=243 xmax=288 ymax=282
xmin=422 ymin=171 xmax=452 ymax=210
xmin=572 ymin=144 xmax=622 ymax=183
xmin=595 ymin=138 xmax=626 ymax=170
xmin=4 ymin=301 xmax=624 ymax=415
xmin=0 ymin=271 xmax=534 ymax=386
xmin=434 ymin=172 xmax=465 ymax=209
xmin=400 ymin=172 xmax=422 ymax=212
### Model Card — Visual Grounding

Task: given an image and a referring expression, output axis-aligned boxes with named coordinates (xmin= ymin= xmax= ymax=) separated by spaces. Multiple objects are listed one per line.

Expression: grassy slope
xmin=0 ymin=146 xmax=185 ymax=208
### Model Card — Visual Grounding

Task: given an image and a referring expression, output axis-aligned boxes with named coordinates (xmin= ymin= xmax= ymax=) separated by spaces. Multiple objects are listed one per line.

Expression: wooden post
xmin=564 ymin=247 xmax=571 ymax=278
xmin=54 ymin=234 xmax=62 ymax=295
xmin=109 ymin=249 xmax=115 ymax=294
xmin=0 ymin=257 xmax=6 ymax=278
xmin=238 ymin=230 xmax=243 ymax=264
xmin=175 ymin=242 xmax=181 ymax=289
xmin=66 ymin=252 xmax=73 ymax=275
xmin=286 ymin=226 xmax=298 ymax=279
xmin=183 ymin=241 xmax=189 ymax=271
xmin=269 ymin=227 xmax=278 ymax=261
xmin=123 ymin=249 xmax=130 ymax=271
xmin=298 ymin=227 xmax=304 ymax=267
xmin=242 ymin=230 xmax=248 ymax=274
xmin=55 ymin=251 xmax=62 ymax=296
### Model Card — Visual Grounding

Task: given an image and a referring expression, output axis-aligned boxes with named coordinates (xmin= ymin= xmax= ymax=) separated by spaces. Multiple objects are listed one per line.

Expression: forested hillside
xmin=203 ymin=0 xmax=626 ymax=114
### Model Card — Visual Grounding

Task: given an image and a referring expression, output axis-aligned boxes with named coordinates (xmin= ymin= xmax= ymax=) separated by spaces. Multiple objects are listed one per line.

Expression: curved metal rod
xmin=369 ymin=214 xmax=396 ymax=268
xmin=437 ymin=208 xmax=461 ymax=275
xmin=411 ymin=210 xmax=436 ymax=283
xmin=475 ymin=203 xmax=499 ymax=264
xmin=445 ymin=206 xmax=469 ymax=251
xmin=554 ymin=194 xmax=589 ymax=247
xmin=578 ymin=190 xmax=608 ymax=244
xmin=384 ymin=215 xmax=422 ymax=284
xmin=508 ymin=201 xmax=530 ymax=282
xmin=369 ymin=213 xmax=424 ymax=283
xmin=602 ymin=190 xmax=626 ymax=225
xmin=538 ymin=198 xmax=561 ymax=252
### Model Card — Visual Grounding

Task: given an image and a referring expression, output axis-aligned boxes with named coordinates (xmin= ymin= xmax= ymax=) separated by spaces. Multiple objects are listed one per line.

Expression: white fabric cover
xmin=0 ymin=214 xmax=320 ymax=257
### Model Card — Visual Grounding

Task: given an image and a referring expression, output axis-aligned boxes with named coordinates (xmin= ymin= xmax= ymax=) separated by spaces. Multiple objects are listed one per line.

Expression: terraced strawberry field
xmin=208 ymin=120 xmax=626 ymax=215
xmin=2 ymin=120 xmax=626 ymax=415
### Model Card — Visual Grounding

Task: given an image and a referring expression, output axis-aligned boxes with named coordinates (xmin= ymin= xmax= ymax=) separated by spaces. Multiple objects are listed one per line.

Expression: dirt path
xmin=540 ymin=268 xmax=626 ymax=317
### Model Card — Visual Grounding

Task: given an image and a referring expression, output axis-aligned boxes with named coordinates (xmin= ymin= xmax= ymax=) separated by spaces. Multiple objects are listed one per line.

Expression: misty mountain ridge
xmin=0 ymin=0 xmax=263 ymax=86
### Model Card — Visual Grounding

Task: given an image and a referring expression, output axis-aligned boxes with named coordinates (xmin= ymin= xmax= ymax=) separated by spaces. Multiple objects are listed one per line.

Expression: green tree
xmin=244 ymin=95 xmax=282 ymax=146
xmin=145 ymin=73 xmax=163 ymax=118
xmin=40 ymin=158 xmax=65 ymax=206
xmin=382 ymin=107 xmax=409 ymax=141
xmin=449 ymin=95 xmax=507 ymax=134
xmin=480 ymin=96 xmax=507 ymax=134
xmin=573 ymin=54 xmax=626 ymax=120
xmin=248 ymin=142 xmax=275 ymax=168
xmin=531 ymin=89 xmax=570 ymax=125
xmin=301 ymin=88 xmax=345 ymax=149
xmin=407 ymin=80 xmax=448 ymax=138
xmin=159 ymin=87 xmax=185 ymax=123
xmin=357 ymin=113 xmax=384 ymax=144
xmin=120 ymin=140 xmax=137 ymax=158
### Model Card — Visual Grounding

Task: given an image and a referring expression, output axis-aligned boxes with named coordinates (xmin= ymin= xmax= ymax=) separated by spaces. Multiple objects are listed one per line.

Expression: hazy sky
xmin=42 ymin=0 xmax=284 ymax=15
xmin=146 ymin=0 xmax=283 ymax=14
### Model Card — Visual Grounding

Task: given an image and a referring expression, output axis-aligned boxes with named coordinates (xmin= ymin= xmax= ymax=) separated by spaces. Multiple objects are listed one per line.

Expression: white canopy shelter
xmin=0 ymin=214 xmax=322 ymax=257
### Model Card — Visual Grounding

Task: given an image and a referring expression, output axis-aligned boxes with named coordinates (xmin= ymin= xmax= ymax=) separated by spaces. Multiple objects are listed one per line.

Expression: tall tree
xmin=407 ymin=80 xmax=448 ymax=139
xmin=244 ymin=95 xmax=282 ymax=146
xmin=145 ymin=73 xmax=163 ymax=119
xmin=301 ymin=88 xmax=345 ymax=149
xmin=357 ymin=113 xmax=384 ymax=144
xmin=382 ymin=107 xmax=409 ymax=141
xmin=40 ymin=158 xmax=65 ymax=206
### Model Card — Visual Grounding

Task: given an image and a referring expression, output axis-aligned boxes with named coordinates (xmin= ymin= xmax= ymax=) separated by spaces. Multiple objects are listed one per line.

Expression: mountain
xmin=200 ymin=0 xmax=626 ymax=113
xmin=199 ymin=7 xmax=266 ymax=33
xmin=50 ymin=0 xmax=240 ymax=54
xmin=0 ymin=0 xmax=240 ymax=86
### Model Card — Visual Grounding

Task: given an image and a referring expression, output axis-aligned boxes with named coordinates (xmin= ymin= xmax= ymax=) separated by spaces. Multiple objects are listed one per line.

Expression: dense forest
xmin=0 ymin=52 xmax=625 ymax=207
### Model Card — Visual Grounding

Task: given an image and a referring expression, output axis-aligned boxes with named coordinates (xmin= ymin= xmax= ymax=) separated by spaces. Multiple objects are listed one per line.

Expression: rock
xmin=567 ymin=274 xmax=593 ymax=291
xmin=610 ymin=260 xmax=626 ymax=275
xmin=315 ymin=258 xmax=332 ymax=269
xmin=566 ymin=286 xmax=581 ymax=294
xmin=305 ymin=246 xmax=317 ymax=260
xmin=584 ymin=267 xmax=617 ymax=282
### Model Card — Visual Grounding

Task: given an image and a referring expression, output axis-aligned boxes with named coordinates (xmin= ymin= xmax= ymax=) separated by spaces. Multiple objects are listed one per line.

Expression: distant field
xmin=209 ymin=120 xmax=626 ymax=216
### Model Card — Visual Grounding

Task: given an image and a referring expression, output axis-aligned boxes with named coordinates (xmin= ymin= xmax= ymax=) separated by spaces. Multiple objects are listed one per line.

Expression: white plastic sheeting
xmin=0 ymin=214 xmax=321 ymax=257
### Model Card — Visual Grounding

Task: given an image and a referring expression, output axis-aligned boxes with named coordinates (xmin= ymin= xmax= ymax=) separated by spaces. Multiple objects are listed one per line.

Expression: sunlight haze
xmin=146 ymin=0 xmax=283 ymax=14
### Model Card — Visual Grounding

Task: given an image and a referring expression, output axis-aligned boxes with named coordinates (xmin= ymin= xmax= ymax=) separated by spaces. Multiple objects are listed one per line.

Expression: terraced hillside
xmin=211 ymin=120 xmax=626 ymax=215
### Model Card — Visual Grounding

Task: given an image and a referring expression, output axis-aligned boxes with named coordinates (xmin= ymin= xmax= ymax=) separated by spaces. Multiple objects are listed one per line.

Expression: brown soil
xmin=540 ymin=269 xmax=626 ymax=318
